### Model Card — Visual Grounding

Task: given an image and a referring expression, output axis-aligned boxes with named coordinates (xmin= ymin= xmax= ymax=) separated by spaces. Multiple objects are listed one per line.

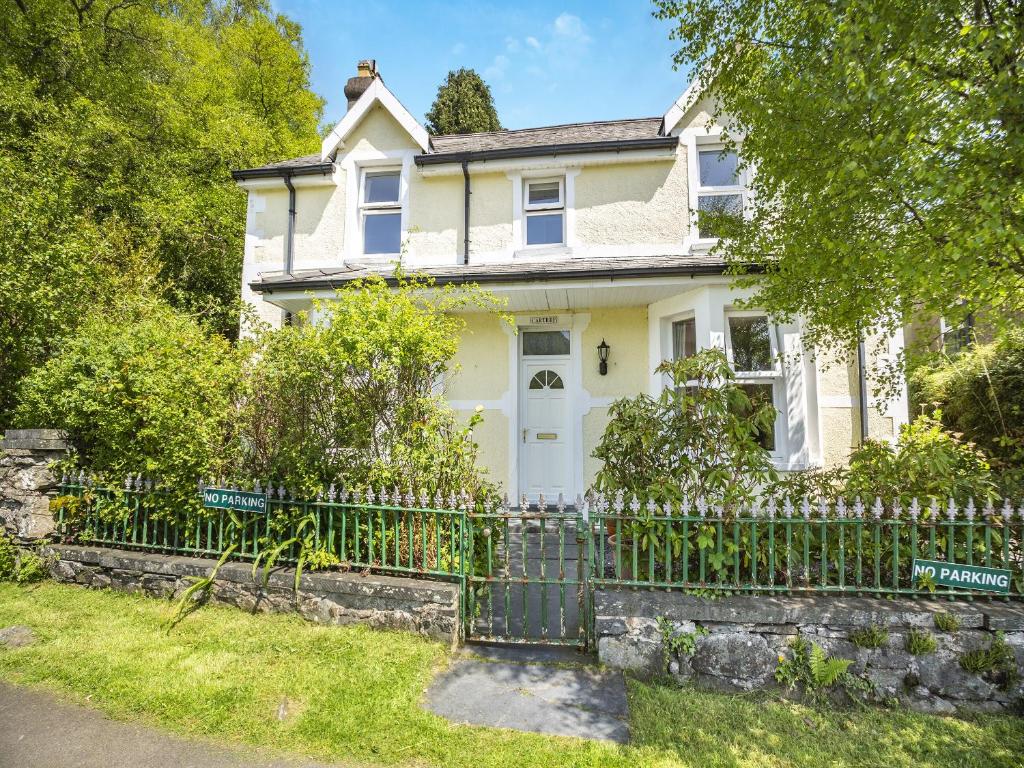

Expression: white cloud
xmin=552 ymin=12 xmax=590 ymax=45
xmin=479 ymin=12 xmax=592 ymax=87
xmin=450 ymin=41 xmax=466 ymax=56
xmin=484 ymin=54 xmax=509 ymax=80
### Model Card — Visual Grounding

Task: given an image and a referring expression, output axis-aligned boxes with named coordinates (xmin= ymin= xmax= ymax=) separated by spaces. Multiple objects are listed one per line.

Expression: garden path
xmin=423 ymin=644 xmax=629 ymax=743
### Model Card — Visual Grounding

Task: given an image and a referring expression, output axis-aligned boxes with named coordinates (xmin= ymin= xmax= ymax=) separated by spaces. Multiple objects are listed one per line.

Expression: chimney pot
xmin=345 ymin=59 xmax=380 ymax=110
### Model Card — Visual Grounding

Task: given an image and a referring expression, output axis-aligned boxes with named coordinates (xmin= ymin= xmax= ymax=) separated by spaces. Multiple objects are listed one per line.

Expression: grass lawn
xmin=0 ymin=582 xmax=1021 ymax=768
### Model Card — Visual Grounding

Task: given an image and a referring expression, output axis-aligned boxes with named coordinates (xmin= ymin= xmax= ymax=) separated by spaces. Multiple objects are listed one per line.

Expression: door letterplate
xmin=536 ymin=432 xmax=557 ymax=440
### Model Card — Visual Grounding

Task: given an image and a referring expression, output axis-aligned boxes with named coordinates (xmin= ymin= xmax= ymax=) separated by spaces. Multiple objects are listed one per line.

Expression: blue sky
xmin=272 ymin=1 xmax=692 ymax=132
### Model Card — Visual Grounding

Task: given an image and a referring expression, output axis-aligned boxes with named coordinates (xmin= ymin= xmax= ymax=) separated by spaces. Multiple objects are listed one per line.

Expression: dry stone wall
xmin=49 ymin=544 xmax=461 ymax=644
xmin=596 ymin=589 xmax=1024 ymax=714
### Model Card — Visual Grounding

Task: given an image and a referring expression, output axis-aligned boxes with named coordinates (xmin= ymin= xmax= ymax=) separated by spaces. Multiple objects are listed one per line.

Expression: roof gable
xmin=661 ymin=76 xmax=703 ymax=135
xmin=320 ymin=78 xmax=429 ymax=159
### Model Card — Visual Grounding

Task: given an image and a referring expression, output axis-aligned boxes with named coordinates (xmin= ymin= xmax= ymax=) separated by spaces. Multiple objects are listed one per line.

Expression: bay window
xmin=725 ymin=312 xmax=783 ymax=453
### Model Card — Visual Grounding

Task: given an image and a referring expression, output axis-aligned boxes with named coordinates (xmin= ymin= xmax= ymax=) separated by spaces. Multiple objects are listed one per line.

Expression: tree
xmin=425 ymin=68 xmax=502 ymax=135
xmin=0 ymin=0 xmax=323 ymax=424
xmin=654 ymin=0 xmax=1024 ymax=360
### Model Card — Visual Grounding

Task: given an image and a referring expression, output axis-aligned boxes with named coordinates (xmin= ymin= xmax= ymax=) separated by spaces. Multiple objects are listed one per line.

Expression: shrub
xmin=774 ymin=413 xmax=998 ymax=505
xmin=234 ymin=273 xmax=506 ymax=500
xmin=0 ymin=533 xmax=48 ymax=584
xmin=911 ymin=328 xmax=1024 ymax=498
xmin=934 ymin=612 xmax=960 ymax=633
xmin=593 ymin=349 xmax=778 ymax=510
xmin=905 ymin=629 xmax=938 ymax=656
xmin=849 ymin=625 xmax=889 ymax=649
xmin=844 ymin=414 xmax=997 ymax=505
xmin=16 ymin=298 xmax=241 ymax=493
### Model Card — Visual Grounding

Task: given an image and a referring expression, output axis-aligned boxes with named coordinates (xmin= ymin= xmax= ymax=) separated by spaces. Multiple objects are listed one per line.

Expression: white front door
xmin=519 ymin=331 xmax=572 ymax=501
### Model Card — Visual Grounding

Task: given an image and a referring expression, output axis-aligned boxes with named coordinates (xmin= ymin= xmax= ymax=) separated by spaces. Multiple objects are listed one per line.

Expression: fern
xmin=808 ymin=643 xmax=853 ymax=687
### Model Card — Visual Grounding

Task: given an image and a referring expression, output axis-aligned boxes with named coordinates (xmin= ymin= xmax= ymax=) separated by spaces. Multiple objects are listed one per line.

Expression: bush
xmin=0 ymin=533 xmax=47 ymax=584
xmin=593 ymin=349 xmax=777 ymax=510
xmin=911 ymin=328 xmax=1024 ymax=497
xmin=16 ymin=299 xmax=241 ymax=493
xmin=772 ymin=413 xmax=997 ymax=505
xmin=234 ymin=273 xmax=505 ymax=500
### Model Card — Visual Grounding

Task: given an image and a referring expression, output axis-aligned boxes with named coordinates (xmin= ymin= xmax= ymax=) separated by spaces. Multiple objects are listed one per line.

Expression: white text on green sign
xmin=912 ymin=559 xmax=1011 ymax=594
xmin=202 ymin=488 xmax=267 ymax=513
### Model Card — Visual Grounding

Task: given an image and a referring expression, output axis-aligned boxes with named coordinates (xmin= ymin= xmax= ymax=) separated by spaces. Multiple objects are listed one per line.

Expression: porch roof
xmin=249 ymin=253 xmax=730 ymax=295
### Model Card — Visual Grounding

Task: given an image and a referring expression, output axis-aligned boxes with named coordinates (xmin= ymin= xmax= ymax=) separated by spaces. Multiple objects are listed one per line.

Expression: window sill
xmin=772 ymin=459 xmax=822 ymax=473
xmin=514 ymin=245 xmax=572 ymax=260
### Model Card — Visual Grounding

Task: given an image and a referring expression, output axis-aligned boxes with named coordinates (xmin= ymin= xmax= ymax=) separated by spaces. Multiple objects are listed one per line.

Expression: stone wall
xmin=48 ymin=545 xmax=462 ymax=645
xmin=0 ymin=429 xmax=68 ymax=541
xmin=596 ymin=589 xmax=1024 ymax=714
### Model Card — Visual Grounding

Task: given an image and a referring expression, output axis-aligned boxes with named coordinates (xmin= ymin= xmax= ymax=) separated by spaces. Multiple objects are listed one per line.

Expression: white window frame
xmin=692 ymin=141 xmax=747 ymax=244
xmin=358 ymin=166 xmax=403 ymax=257
xmin=724 ymin=310 xmax=786 ymax=458
xmin=523 ymin=177 xmax=566 ymax=249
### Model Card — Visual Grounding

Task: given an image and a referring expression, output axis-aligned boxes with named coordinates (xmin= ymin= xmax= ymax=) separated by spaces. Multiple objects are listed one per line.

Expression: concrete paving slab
xmin=424 ymin=656 xmax=629 ymax=743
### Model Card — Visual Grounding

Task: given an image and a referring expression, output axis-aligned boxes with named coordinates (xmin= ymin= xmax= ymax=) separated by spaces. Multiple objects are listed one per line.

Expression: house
xmin=232 ymin=60 xmax=908 ymax=503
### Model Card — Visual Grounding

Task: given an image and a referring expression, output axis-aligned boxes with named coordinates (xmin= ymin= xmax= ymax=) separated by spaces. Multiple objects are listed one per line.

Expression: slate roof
xmin=428 ymin=117 xmax=664 ymax=154
xmin=250 ymin=253 xmax=728 ymax=293
xmin=234 ymin=116 xmax=674 ymax=177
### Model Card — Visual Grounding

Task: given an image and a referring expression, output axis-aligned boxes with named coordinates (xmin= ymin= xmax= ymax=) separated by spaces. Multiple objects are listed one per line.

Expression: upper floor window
xmin=361 ymin=169 xmax=401 ymax=255
xmin=725 ymin=312 xmax=782 ymax=453
xmin=524 ymin=179 xmax=565 ymax=247
xmin=696 ymin=148 xmax=744 ymax=239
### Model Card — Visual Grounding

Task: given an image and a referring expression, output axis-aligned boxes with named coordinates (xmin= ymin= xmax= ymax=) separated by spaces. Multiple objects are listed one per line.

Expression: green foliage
xmin=934 ymin=612 xmax=961 ymax=633
xmin=424 ymin=68 xmax=502 ymax=135
xmin=654 ymin=0 xmax=1024 ymax=371
xmin=594 ymin=349 xmax=778 ymax=510
xmin=235 ymin=272 xmax=507 ymax=499
xmin=849 ymin=625 xmax=889 ymax=650
xmin=775 ymin=638 xmax=859 ymax=700
xmin=959 ymin=633 xmax=1019 ymax=690
xmin=772 ymin=413 xmax=997 ymax=504
xmin=905 ymin=629 xmax=938 ymax=656
xmin=0 ymin=533 xmax=47 ymax=584
xmin=911 ymin=329 xmax=1024 ymax=497
xmin=657 ymin=616 xmax=708 ymax=669
xmin=845 ymin=414 xmax=997 ymax=505
xmin=0 ymin=0 xmax=323 ymax=423
xmin=16 ymin=300 xmax=242 ymax=496
xmin=0 ymin=534 xmax=15 ymax=581
xmin=9 ymin=583 xmax=1024 ymax=768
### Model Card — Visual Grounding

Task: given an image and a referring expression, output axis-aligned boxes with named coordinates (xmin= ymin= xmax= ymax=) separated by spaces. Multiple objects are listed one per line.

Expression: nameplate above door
xmin=536 ymin=432 xmax=558 ymax=440
xmin=528 ymin=316 xmax=560 ymax=325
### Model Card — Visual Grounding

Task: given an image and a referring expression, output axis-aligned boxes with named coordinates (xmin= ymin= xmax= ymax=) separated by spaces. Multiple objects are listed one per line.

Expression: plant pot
xmin=606 ymin=533 xmax=635 ymax=580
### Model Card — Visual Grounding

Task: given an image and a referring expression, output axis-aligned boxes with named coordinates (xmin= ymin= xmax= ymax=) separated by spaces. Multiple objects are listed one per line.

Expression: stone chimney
xmin=344 ymin=59 xmax=380 ymax=110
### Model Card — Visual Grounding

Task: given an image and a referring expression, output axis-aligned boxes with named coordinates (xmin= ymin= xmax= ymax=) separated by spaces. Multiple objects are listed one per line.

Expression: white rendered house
xmin=233 ymin=61 xmax=908 ymax=502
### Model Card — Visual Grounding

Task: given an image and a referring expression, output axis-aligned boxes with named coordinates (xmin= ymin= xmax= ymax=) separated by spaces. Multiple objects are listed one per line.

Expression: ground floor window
xmin=725 ymin=312 xmax=783 ymax=453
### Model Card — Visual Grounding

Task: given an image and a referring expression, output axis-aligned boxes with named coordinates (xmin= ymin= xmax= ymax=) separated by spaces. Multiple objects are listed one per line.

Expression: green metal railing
xmin=588 ymin=492 xmax=1023 ymax=599
xmin=51 ymin=474 xmax=1024 ymax=650
xmin=55 ymin=476 xmax=470 ymax=584
xmin=465 ymin=506 xmax=588 ymax=646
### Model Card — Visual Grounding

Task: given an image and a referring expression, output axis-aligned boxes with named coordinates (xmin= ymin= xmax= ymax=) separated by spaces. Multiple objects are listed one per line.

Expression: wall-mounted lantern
xmin=597 ymin=338 xmax=610 ymax=376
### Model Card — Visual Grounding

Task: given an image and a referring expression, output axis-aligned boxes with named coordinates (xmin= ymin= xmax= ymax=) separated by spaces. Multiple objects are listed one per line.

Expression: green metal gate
xmin=465 ymin=497 xmax=591 ymax=648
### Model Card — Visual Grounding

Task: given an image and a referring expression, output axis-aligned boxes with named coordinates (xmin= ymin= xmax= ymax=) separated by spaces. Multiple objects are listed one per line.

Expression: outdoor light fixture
xmin=597 ymin=338 xmax=610 ymax=375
